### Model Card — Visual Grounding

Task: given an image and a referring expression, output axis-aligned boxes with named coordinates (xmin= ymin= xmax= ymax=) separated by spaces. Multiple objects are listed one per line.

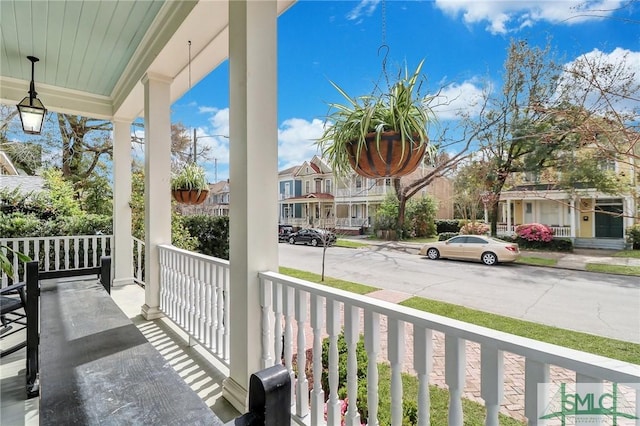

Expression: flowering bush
xmin=515 ymin=223 xmax=554 ymax=242
xmin=459 ymin=222 xmax=489 ymax=235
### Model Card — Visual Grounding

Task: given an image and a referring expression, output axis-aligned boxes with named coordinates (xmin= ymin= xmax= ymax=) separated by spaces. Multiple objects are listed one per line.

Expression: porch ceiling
xmin=0 ymin=0 xmax=296 ymax=121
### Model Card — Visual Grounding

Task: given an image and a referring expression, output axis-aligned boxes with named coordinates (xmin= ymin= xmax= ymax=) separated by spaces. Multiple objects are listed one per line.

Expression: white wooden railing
xmin=496 ymin=225 xmax=571 ymax=238
xmin=258 ymin=271 xmax=640 ymax=426
xmin=1 ymin=235 xmax=112 ymax=288
xmin=158 ymin=244 xmax=230 ymax=367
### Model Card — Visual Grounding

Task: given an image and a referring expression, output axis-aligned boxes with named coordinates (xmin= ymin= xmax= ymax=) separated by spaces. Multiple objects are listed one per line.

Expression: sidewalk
xmin=344 ymin=236 xmax=640 ymax=272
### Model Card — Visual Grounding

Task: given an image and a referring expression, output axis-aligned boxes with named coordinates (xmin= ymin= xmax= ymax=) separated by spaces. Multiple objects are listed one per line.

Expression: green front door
xmin=595 ymin=205 xmax=623 ymax=238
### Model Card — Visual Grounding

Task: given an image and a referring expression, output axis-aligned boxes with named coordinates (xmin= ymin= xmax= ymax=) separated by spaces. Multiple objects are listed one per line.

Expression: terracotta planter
xmin=171 ymin=189 xmax=209 ymax=205
xmin=346 ymin=131 xmax=427 ymax=178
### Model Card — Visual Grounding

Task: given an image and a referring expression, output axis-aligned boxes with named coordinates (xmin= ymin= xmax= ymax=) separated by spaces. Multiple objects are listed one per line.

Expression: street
xmin=278 ymin=243 xmax=640 ymax=343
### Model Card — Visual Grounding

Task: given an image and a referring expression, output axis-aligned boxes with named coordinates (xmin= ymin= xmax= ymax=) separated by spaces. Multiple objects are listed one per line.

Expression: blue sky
xmin=171 ymin=0 xmax=640 ymax=183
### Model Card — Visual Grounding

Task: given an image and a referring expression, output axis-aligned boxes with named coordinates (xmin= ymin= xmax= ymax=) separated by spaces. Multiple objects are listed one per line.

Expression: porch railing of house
xmin=158 ymin=244 xmax=230 ymax=368
xmin=496 ymin=225 xmax=571 ymax=238
xmin=0 ymin=235 xmax=112 ymax=288
xmin=258 ymin=271 xmax=640 ymax=426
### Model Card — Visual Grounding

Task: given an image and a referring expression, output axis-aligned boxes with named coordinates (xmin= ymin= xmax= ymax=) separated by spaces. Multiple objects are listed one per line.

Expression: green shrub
xmin=435 ymin=219 xmax=461 ymax=234
xmin=512 ymin=236 xmax=573 ymax=252
xmin=182 ymin=215 xmax=229 ymax=259
xmin=627 ymin=224 xmax=640 ymax=250
xmin=438 ymin=232 xmax=459 ymax=241
xmin=0 ymin=212 xmax=42 ymax=237
xmin=405 ymin=196 xmax=438 ymax=238
xmin=459 ymin=222 xmax=489 ymax=235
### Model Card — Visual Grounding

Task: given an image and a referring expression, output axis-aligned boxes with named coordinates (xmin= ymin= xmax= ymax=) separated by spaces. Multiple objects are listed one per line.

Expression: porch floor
xmin=0 ymin=282 xmax=240 ymax=425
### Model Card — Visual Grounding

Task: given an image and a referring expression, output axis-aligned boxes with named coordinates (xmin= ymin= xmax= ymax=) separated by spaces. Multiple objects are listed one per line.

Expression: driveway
xmin=278 ymin=243 xmax=640 ymax=343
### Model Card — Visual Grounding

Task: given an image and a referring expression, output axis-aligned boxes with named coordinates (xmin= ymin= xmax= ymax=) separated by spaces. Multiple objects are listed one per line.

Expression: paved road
xmin=278 ymin=243 xmax=640 ymax=343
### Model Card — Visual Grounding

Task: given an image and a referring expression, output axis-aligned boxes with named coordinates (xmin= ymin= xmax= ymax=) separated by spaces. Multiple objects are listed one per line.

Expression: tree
xmin=467 ymin=40 xmax=587 ymax=235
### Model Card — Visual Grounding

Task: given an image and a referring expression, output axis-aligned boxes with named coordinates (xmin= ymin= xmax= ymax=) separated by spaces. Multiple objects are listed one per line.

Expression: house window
xmin=325 ymin=179 xmax=332 ymax=193
xmin=305 ymin=181 xmax=310 ymax=194
xmin=284 ymin=182 xmax=290 ymax=198
xmin=525 ymin=203 xmax=532 ymax=214
xmin=355 ymin=177 xmax=362 ymax=190
xmin=598 ymin=158 xmax=616 ymax=172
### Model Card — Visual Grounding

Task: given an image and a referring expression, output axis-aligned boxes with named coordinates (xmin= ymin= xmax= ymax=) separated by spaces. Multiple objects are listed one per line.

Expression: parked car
xmin=278 ymin=225 xmax=294 ymax=242
xmin=288 ymin=228 xmax=336 ymax=247
xmin=418 ymin=235 xmax=520 ymax=265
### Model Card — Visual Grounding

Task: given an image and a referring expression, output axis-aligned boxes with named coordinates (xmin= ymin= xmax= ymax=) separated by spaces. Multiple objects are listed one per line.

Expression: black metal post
xmin=25 ymin=260 xmax=39 ymax=397
xmin=100 ymin=256 xmax=112 ymax=294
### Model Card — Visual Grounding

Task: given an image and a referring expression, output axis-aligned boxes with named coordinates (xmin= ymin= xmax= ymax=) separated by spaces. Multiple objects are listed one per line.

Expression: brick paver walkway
xmin=288 ymin=288 xmax=579 ymax=423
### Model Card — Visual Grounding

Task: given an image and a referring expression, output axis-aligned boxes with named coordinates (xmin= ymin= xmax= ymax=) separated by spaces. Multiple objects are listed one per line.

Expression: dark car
xmin=288 ymin=228 xmax=336 ymax=247
xmin=278 ymin=225 xmax=294 ymax=242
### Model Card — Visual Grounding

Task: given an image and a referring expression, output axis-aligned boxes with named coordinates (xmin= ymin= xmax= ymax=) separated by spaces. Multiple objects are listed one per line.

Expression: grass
xmin=278 ymin=267 xmax=379 ymax=295
xmin=335 ymin=239 xmax=369 ymax=249
xmin=400 ymin=297 xmax=640 ymax=364
xmin=612 ymin=250 xmax=640 ymax=259
xmin=279 ymin=267 xmax=640 ymax=364
xmin=375 ymin=363 xmax=525 ymax=426
xmin=516 ymin=256 xmax=557 ymax=266
xmin=585 ymin=263 xmax=640 ymax=276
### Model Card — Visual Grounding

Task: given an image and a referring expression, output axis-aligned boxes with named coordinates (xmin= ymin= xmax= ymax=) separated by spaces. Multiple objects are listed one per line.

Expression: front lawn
xmin=586 ymin=263 xmax=640 ymax=276
xmin=612 ymin=250 xmax=640 ymax=259
xmin=516 ymin=256 xmax=557 ymax=266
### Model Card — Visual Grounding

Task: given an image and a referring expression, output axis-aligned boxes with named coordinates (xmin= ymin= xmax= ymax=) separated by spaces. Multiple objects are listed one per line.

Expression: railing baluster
xmin=326 ymin=298 xmax=341 ymax=426
xmin=524 ymin=359 xmax=549 ymax=426
xmin=344 ymin=303 xmax=361 ymax=426
xmin=273 ymin=281 xmax=283 ymax=366
xmin=310 ymin=293 xmax=325 ymax=426
xmin=283 ymin=286 xmax=295 ymax=408
xmin=388 ymin=317 xmax=405 ymax=426
xmin=64 ymin=237 xmax=70 ymax=269
xmin=445 ymin=335 xmax=465 ymax=426
xmin=295 ymin=288 xmax=309 ymax=418
xmin=260 ymin=278 xmax=274 ymax=369
xmin=205 ymin=262 xmax=213 ymax=347
xmin=222 ymin=265 xmax=230 ymax=361
xmin=481 ymin=344 xmax=504 ymax=426
xmin=54 ymin=238 xmax=60 ymax=270
xmin=73 ymin=236 xmax=80 ymax=268
xmin=365 ymin=311 xmax=380 ymax=426
xmin=413 ymin=326 xmax=433 ymax=426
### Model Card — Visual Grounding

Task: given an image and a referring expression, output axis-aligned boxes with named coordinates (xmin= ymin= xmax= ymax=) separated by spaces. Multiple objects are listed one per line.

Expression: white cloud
xmin=346 ymin=0 xmax=381 ymax=22
xmin=430 ymin=80 xmax=487 ymax=120
xmin=434 ymin=0 xmax=624 ymax=34
xmin=558 ymin=47 xmax=640 ymax=115
xmin=278 ymin=118 xmax=325 ymax=170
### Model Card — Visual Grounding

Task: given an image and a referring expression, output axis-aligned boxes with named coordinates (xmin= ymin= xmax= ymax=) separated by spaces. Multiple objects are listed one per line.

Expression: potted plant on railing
xmin=316 ymin=59 xmax=436 ymax=178
xmin=170 ymin=162 xmax=209 ymax=205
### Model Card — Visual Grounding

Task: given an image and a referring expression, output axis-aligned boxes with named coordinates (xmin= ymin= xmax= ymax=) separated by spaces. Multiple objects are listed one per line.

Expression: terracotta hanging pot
xmin=346 ymin=131 xmax=427 ymax=179
xmin=171 ymin=189 xmax=209 ymax=205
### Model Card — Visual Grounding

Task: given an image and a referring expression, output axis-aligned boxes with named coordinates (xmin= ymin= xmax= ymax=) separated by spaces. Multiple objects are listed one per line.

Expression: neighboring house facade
xmin=176 ymin=180 xmax=230 ymax=216
xmin=0 ymin=150 xmax=44 ymax=196
xmin=278 ymin=156 xmax=334 ymax=228
xmin=279 ymin=157 xmax=455 ymax=234
xmin=498 ymin=151 xmax=638 ymax=250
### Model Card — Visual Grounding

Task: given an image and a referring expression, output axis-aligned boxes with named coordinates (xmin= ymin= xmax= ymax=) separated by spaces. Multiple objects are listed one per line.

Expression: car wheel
xmin=289 ymin=237 xmax=295 ymax=244
xmin=481 ymin=252 xmax=498 ymax=265
xmin=311 ymin=238 xmax=318 ymax=247
xmin=426 ymin=248 xmax=440 ymax=260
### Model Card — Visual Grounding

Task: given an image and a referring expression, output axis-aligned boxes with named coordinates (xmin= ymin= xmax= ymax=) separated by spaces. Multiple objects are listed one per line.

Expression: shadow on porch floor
xmin=0 ymin=283 xmax=240 ymax=425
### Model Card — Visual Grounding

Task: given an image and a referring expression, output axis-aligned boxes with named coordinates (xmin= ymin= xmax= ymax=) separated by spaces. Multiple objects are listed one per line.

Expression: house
xmin=498 ymin=146 xmax=638 ymax=249
xmin=278 ymin=156 xmax=334 ymax=228
xmin=177 ymin=180 xmax=230 ymax=216
xmin=0 ymin=150 xmax=44 ymax=196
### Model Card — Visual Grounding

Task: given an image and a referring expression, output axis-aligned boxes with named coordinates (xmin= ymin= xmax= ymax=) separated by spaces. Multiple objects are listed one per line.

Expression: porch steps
xmin=573 ymin=238 xmax=626 ymax=250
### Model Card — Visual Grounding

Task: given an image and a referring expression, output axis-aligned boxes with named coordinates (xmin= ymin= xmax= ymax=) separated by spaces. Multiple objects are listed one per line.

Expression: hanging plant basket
xmin=171 ymin=189 xmax=209 ymax=205
xmin=346 ymin=131 xmax=427 ymax=178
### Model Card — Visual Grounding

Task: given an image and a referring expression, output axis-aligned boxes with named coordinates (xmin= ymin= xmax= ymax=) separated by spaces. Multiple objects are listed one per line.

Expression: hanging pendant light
xmin=16 ymin=56 xmax=47 ymax=135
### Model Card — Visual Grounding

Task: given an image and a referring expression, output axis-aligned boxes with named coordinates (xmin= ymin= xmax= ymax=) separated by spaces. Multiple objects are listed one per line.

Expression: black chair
xmin=1 ymin=282 xmax=27 ymax=357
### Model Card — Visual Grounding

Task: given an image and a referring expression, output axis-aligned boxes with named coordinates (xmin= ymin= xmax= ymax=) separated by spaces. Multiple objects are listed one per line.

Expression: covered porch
xmin=1 ymin=1 xmax=639 ymax=425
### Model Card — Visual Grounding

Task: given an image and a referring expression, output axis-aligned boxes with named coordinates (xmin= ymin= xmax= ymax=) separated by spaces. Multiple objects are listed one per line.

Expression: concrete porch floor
xmin=0 ymin=281 xmax=240 ymax=425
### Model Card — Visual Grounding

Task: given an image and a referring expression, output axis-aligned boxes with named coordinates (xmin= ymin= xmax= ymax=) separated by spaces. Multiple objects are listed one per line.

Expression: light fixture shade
xmin=17 ymin=96 xmax=47 ymax=135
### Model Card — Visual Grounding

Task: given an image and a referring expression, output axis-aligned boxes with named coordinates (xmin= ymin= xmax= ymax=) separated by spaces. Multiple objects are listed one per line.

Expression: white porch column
xmin=112 ymin=118 xmax=133 ymax=286
xmin=223 ymin=0 xmax=279 ymax=412
xmin=506 ymin=201 xmax=512 ymax=234
xmin=570 ymin=198 xmax=576 ymax=238
xmin=140 ymin=72 xmax=173 ymax=320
